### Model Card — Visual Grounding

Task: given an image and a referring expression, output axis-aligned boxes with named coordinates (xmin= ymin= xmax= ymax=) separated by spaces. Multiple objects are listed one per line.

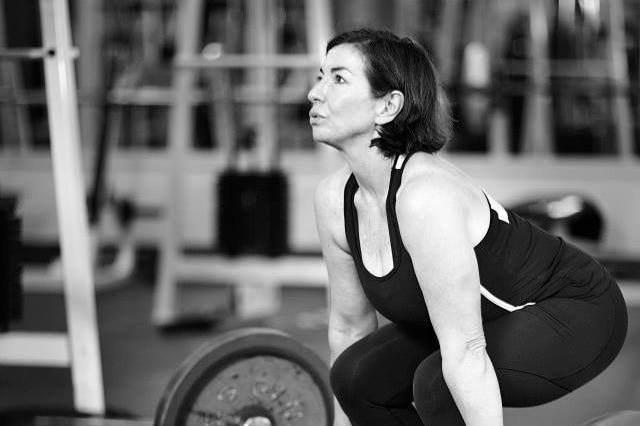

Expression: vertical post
xmin=521 ymin=0 xmax=554 ymax=155
xmin=436 ymin=0 xmax=463 ymax=85
xmin=606 ymin=0 xmax=634 ymax=159
xmin=133 ymin=1 xmax=164 ymax=147
xmin=304 ymin=0 xmax=332 ymax=61
xmin=140 ymin=2 xmax=162 ymax=64
xmin=304 ymin=0 xmax=339 ymax=168
xmin=0 ymin=1 xmax=15 ymax=149
xmin=245 ymin=0 xmax=278 ymax=171
xmin=0 ymin=2 xmax=33 ymax=153
xmin=76 ymin=0 xmax=104 ymax=154
xmin=39 ymin=0 xmax=104 ymax=414
xmin=394 ymin=0 xmax=421 ymax=38
xmin=460 ymin=0 xmax=492 ymax=148
xmin=153 ymin=0 xmax=203 ymax=325
xmin=335 ymin=0 xmax=385 ymax=30
xmin=205 ymin=49 xmax=237 ymax=166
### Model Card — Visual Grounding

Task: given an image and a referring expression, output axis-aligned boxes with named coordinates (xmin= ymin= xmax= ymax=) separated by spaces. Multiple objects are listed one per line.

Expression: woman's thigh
xmin=484 ymin=284 xmax=627 ymax=407
xmin=331 ymin=322 xmax=439 ymax=406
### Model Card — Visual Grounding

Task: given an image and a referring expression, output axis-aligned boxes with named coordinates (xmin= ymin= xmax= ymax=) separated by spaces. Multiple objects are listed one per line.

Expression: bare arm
xmin=397 ymin=178 xmax=503 ymax=426
xmin=314 ymin=171 xmax=378 ymax=426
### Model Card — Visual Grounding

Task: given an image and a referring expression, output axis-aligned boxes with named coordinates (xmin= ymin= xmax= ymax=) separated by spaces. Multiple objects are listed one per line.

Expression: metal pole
xmin=153 ymin=0 xmax=204 ymax=325
xmin=521 ymin=0 xmax=554 ymax=155
xmin=245 ymin=0 xmax=278 ymax=171
xmin=0 ymin=2 xmax=33 ymax=153
xmin=304 ymin=0 xmax=338 ymax=167
xmin=39 ymin=0 xmax=105 ymax=414
xmin=76 ymin=0 xmax=104 ymax=160
xmin=607 ymin=0 xmax=634 ymax=159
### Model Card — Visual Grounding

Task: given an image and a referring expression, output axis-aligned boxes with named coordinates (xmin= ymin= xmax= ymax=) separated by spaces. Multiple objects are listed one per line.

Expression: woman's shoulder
xmin=314 ymin=165 xmax=352 ymax=219
xmin=396 ymin=153 xmax=491 ymax=244
xmin=396 ymin=153 xmax=488 ymax=223
xmin=397 ymin=154 xmax=469 ymax=209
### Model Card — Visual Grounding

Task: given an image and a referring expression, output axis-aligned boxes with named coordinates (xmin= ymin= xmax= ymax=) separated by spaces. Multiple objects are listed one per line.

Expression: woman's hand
xmin=333 ymin=400 xmax=352 ymax=426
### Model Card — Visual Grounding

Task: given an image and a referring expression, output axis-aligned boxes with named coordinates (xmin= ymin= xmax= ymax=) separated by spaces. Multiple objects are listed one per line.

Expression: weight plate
xmin=154 ymin=328 xmax=333 ymax=426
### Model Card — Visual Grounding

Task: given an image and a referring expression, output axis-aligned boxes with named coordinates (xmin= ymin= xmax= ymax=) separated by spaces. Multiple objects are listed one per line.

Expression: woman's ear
xmin=375 ymin=90 xmax=404 ymax=125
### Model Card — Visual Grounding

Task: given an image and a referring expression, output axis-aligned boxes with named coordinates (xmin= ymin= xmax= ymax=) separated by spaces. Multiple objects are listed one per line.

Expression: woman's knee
xmin=329 ymin=350 xmax=358 ymax=405
xmin=412 ymin=352 xmax=446 ymax=409
xmin=329 ymin=339 xmax=386 ymax=409
xmin=413 ymin=352 xmax=464 ymax=424
xmin=330 ymin=340 xmax=379 ymax=407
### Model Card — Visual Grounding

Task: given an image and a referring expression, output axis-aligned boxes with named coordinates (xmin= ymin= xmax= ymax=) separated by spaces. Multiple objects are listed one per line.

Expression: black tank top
xmin=343 ymin=154 xmax=613 ymax=326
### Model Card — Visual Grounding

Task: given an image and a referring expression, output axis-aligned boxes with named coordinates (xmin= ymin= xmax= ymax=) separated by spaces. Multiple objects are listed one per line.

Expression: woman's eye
xmin=315 ymin=74 xmax=323 ymax=82
xmin=334 ymin=74 xmax=346 ymax=84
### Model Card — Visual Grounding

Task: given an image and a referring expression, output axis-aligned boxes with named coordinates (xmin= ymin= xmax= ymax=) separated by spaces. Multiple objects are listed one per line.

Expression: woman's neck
xmin=341 ymin=140 xmax=395 ymax=203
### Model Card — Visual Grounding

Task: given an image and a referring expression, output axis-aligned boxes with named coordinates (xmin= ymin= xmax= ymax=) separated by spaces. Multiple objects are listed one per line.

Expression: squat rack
xmin=0 ymin=0 xmax=104 ymax=415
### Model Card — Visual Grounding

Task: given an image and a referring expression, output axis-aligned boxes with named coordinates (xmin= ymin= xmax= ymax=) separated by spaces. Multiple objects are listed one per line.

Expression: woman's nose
xmin=307 ymin=79 xmax=323 ymax=103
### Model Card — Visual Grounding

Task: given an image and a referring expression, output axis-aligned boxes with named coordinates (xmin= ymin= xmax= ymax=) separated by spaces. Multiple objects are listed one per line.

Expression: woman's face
xmin=307 ymin=44 xmax=383 ymax=148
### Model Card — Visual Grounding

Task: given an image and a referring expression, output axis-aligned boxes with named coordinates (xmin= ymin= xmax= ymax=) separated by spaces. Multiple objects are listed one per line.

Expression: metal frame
xmin=152 ymin=0 xmax=332 ymax=326
xmin=0 ymin=0 xmax=104 ymax=415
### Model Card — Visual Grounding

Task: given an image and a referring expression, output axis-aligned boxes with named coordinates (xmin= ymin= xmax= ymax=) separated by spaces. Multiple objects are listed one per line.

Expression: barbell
xmin=154 ymin=328 xmax=334 ymax=426
xmin=3 ymin=326 xmax=639 ymax=425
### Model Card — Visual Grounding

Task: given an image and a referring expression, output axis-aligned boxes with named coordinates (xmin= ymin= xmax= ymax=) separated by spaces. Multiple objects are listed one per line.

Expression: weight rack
xmin=151 ymin=0 xmax=333 ymax=326
xmin=0 ymin=0 xmax=104 ymax=415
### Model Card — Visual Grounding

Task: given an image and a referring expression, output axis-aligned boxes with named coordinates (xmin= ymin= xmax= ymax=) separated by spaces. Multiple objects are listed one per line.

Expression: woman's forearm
xmin=443 ymin=349 xmax=503 ymax=426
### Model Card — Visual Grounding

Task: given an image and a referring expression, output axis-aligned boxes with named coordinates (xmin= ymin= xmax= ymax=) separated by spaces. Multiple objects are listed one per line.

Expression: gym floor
xmin=1 ymin=274 xmax=640 ymax=426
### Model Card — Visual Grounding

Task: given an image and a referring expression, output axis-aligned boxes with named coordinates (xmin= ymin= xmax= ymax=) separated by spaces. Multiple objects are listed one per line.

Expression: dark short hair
xmin=327 ymin=28 xmax=452 ymax=156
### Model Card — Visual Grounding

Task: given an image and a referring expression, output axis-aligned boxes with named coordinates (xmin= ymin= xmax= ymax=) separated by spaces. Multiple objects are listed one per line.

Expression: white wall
xmin=2 ymin=152 xmax=639 ymax=254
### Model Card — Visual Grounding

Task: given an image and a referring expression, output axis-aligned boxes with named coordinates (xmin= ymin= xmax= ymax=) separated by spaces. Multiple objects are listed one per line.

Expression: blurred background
xmin=0 ymin=0 xmax=639 ymax=425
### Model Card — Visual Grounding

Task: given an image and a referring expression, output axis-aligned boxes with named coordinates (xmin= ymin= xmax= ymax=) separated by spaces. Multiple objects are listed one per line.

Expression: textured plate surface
xmin=154 ymin=328 xmax=333 ymax=426
xmin=186 ymin=355 xmax=327 ymax=425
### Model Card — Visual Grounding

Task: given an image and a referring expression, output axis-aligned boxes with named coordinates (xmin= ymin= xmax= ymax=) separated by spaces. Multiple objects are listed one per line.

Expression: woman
xmin=309 ymin=28 xmax=627 ymax=426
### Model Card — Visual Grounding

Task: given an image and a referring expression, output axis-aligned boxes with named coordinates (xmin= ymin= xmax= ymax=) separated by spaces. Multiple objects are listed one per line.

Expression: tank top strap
xmin=389 ymin=151 xmax=417 ymax=193
xmin=343 ymin=154 xmax=409 ymax=273
xmin=343 ymin=173 xmax=359 ymax=243
xmin=387 ymin=152 xmax=418 ymax=254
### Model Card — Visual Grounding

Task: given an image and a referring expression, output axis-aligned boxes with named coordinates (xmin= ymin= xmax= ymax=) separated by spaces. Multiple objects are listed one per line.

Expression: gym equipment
xmin=520 ymin=0 xmax=555 ymax=156
xmin=456 ymin=0 xmax=492 ymax=152
xmin=550 ymin=0 xmax=612 ymax=154
xmin=154 ymin=328 xmax=333 ymax=426
xmin=511 ymin=194 xmax=604 ymax=245
xmin=504 ymin=0 xmax=633 ymax=156
xmin=1 ymin=328 xmax=332 ymax=425
xmin=218 ymin=169 xmax=289 ymax=256
xmin=0 ymin=0 xmax=104 ymax=415
xmin=217 ymin=117 xmax=288 ymax=256
xmin=153 ymin=0 xmax=332 ymax=327
xmin=14 ymin=1 xmax=166 ymax=293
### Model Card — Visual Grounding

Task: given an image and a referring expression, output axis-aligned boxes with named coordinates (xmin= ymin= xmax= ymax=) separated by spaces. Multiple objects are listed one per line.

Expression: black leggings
xmin=330 ymin=283 xmax=628 ymax=425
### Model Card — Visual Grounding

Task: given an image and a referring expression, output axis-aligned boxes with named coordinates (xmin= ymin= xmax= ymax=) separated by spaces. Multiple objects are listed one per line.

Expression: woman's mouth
xmin=309 ymin=111 xmax=325 ymax=124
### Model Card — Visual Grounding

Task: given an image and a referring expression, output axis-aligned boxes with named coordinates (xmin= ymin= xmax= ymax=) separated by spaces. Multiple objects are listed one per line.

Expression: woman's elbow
xmin=329 ymin=312 xmax=377 ymax=339
xmin=441 ymin=336 xmax=489 ymax=378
